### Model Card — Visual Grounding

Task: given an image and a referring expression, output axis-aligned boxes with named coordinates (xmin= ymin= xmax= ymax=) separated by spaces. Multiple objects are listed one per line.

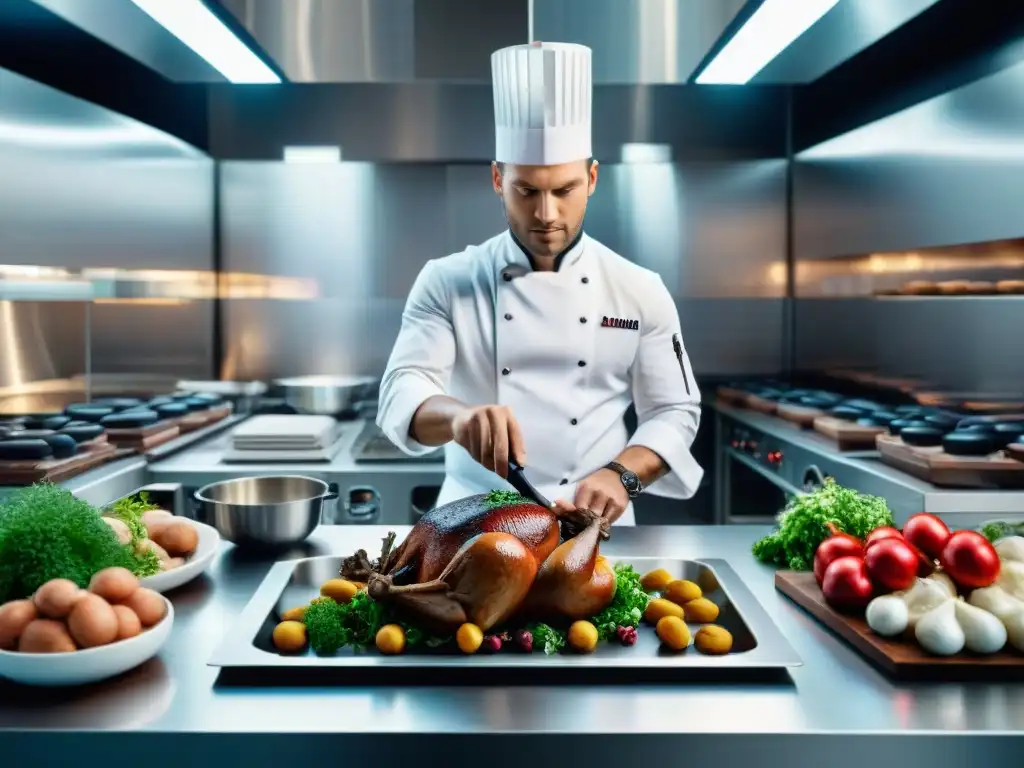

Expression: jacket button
xmin=502 ymin=272 xmax=512 ymax=282
xmin=579 ymin=317 xmax=587 ymax=324
xmin=581 ymin=277 xmax=589 ymax=284
xmin=578 ymin=360 xmax=586 ymax=367
xmin=501 ymin=367 xmax=511 ymax=375
xmin=560 ymin=478 xmax=568 ymax=485
xmin=504 ymin=313 xmax=513 ymax=320
xmin=570 ymin=418 xmax=577 ymax=425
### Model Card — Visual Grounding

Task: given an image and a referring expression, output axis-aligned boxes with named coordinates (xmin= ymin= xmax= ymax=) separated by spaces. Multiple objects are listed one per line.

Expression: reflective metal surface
xmin=752 ymin=0 xmax=941 ymax=84
xmin=791 ymin=58 xmax=1024 ymax=392
xmin=219 ymin=160 xmax=786 ymax=379
xmin=194 ymin=474 xmax=339 ymax=548
xmin=216 ymin=0 xmax=527 ymax=82
xmin=532 ymin=0 xmax=746 ymax=83
xmin=209 ymin=555 xmax=801 ymax=679
xmin=2 ymin=525 xmax=1024 ymax=765
xmin=274 ymin=375 xmax=378 ymax=415
xmin=29 ymin=0 xmax=229 ymax=83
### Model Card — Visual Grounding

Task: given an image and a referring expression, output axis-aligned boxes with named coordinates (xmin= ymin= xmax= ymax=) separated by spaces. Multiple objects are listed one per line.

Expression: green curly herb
xmin=484 ymin=489 xmax=530 ymax=508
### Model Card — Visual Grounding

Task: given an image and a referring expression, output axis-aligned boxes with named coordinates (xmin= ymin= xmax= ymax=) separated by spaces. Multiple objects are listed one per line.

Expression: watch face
xmin=621 ymin=471 xmax=639 ymax=489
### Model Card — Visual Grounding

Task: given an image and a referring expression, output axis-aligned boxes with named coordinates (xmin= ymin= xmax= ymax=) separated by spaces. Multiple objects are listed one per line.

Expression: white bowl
xmin=0 ymin=596 xmax=174 ymax=687
xmin=140 ymin=520 xmax=220 ymax=594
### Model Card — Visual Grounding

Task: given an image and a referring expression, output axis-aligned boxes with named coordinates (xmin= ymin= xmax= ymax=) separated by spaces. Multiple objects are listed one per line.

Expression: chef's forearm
xmin=409 ymin=395 xmax=470 ymax=446
xmin=613 ymin=445 xmax=670 ymax=487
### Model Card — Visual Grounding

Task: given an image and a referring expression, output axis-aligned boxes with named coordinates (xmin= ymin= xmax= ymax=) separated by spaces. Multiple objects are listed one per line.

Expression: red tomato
xmin=902 ymin=513 xmax=951 ymax=560
xmin=939 ymin=530 xmax=1000 ymax=589
xmin=864 ymin=538 xmax=920 ymax=592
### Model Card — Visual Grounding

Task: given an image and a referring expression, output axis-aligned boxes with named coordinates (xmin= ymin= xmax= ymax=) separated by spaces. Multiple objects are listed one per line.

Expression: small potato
xmin=0 ymin=599 xmax=38 ymax=649
xmin=18 ymin=619 xmax=77 ymax=653
xmin=151 ymin=519 xmax=199 ymax=557
xmin=33 ymin=579 xmax=84 ymax=619
xmin=643 ymin=597 xmax=684 ymax=624
xmin=142 ymin=509 xmax=174 ymax=528
xmin=567 ymin=620 xmax=598 ymax=653
xmin=640 ymin=568 xmax=674 ymax=592
xmin=320 ymin=579 xmax=358 ymax=604
xmin=102 ymin=516 xmax=132 ymax=545
xmin=89 ymin=567 xmax=139 ymax=603
xmin=67 ymin=593 xmax=119 ymax=648
xmin=694 ymin=625 xmax=733 ymax=655
xmin=160 ymin=557 xmax=186 ymax=572
xmin=664 ymin=579 xmax=702 ymax=606
xmin=272 ymin=620 xmax=307 ymax=653
xmin=456 ymin=623 xmax=483 ymax=654
xmin=280 ymin=605 xmax=307 ymax=623
xmin=375 ymin=624 xmax=406 ymax=655
xmin=122 ymin=588 xmax=166 ymax=627
xmin=656 ymin=616 xmax=691 ymax=651
xmin=112 ymin=604 xmax=142 ymax=641
xmin=136 ymin=538 xmax=170 ymax=562
xmin=683 ymin=597 xmax=720 ymax=624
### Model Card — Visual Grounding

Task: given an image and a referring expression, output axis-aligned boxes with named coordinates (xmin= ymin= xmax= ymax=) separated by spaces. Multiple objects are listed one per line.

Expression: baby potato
xmin=643 ymin=597 xmax=684 ymax=624
xmin=456 ymin=622 xmax=483 ymax=654
xmin=320 ymin=579 xmax=358 ymax=604
xmin=112 ymin=604 xmax=142 ymax=641
xmin=375 ymin=624 xmax=406 ymax=655
xmin=18 ymin=619 xmax=77 ymax=653
xmin=67 ymin=593 xmax=119 ymax=648
xmin=135 ymin=538 xmax=171 ymax=562
xmin=33 ymin=579 xmax=83 ymax=619
xmin=88 ymin=567 xmax=139 ymax=603
xmin=683 ymin=597 xmax=720 ymax=624
xmin=151 ymin=519 xmax=199 ymax=557
xmin=141 ymin=508 xmax=174 ymax=529
xmin=160 ymin=557 xmax=186 ymax=571
xmin=568 ymin=620 xmax=599 ymax=653
xmin=640 ymin=568 xmax=674 ymax=592
xmin=122 ymin=588 xmax=166 ymax=627
xmin=272 ymin=620 xmax=307 ymax=653
xmin=694 ymin=625 xmax=733 ymax=655
xmin=664 ymin=579 xmax=702 ymax=606
xmin=656 ymin=616 xmax=691 ymax=651
xmin=0 ymin=599 xmax=38 ymax=649
xmin=280 ymin=605 xmax=307 ymax=623
xmin=102 ymin=516 xmax=133 ymax=545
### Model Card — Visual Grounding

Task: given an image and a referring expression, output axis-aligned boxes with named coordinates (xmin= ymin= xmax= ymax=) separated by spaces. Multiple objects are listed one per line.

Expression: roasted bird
xmin=340 ymin=493 xmax=615 ymax=634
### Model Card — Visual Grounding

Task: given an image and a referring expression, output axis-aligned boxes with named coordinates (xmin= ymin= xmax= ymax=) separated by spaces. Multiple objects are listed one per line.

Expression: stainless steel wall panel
xmin=220 ymin=158 xmax=786 ymax=380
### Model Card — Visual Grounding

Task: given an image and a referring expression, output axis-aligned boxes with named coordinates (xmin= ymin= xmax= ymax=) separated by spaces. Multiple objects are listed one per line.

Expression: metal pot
xmin=273 ymin=375 xmax=377 ymax=415
xmin=194 ymin=475 xmax=338 ymax=548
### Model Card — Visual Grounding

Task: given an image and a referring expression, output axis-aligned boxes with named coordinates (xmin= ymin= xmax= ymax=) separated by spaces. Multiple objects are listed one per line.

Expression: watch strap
xmin=605 ymin=461 xmax=643 ymax=497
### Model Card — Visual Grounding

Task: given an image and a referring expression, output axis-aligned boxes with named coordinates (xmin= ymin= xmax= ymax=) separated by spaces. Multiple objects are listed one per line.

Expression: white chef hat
xmin=491 ymin=41 xmax=592 ymax=166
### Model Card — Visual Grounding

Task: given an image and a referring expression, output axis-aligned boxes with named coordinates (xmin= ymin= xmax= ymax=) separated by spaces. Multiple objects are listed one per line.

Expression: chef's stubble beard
xmin=498 ymin=198 xmax=588 ymax=261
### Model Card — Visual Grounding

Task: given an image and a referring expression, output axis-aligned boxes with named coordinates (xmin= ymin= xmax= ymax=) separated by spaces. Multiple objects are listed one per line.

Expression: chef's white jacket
xmin=377 ymin=229 xmax=703 ymax=526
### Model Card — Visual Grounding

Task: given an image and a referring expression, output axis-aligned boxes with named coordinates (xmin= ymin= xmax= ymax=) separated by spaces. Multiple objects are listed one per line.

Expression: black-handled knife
xmin=507 ymin=460 xmax=552 ymax=508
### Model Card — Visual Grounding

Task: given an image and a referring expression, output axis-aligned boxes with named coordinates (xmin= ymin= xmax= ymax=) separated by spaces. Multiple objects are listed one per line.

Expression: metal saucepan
xmin=273 ymin=375 xmax=378 ymax=415
xmin=194 ymin=475 xmax=338 ymax=548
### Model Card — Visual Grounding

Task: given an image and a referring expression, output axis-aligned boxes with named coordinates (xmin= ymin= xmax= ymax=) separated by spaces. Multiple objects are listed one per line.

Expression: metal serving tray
xmin=209 ymin=556 xmax=802 ymax=684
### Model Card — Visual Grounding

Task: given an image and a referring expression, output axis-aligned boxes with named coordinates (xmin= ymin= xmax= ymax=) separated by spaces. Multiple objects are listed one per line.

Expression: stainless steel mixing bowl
xmin=194 ymin=475 xmax=338 ymax=548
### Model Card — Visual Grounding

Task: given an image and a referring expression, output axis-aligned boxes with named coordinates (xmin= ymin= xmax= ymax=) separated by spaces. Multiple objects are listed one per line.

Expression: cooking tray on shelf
xmin=208 ymin=555 xmax=802 ymax=685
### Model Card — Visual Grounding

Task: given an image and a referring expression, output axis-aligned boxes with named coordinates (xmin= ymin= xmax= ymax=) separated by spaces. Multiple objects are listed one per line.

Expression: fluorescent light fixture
xmin=283 ymin=146 xmax=343 ymax=163
xmin=696 ymin=0 xmax=842 ymax=84
xmin=620 ymin=143 xmax=673 ymax=164
xmin=128 ymin=0 xmax=280 ymax=84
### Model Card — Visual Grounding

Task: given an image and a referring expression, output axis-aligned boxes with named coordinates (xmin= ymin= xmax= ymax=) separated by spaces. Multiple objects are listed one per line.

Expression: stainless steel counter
xmin=2 ymin=525 xmax=1020 ymax=766
xmin=148 ymin=418 xmax=445 ymax=525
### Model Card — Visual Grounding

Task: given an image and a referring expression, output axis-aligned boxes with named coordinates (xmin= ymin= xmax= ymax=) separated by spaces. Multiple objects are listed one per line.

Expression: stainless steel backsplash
xmin=791 ymin=56 xmax=1024 ymax=393
xmin=219 ymin=160 xmax=787 ymax=381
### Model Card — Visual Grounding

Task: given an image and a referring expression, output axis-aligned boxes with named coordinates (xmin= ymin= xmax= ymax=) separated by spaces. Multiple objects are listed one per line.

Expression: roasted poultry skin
xmin=340 ymin=493 xmax=615 ymax=634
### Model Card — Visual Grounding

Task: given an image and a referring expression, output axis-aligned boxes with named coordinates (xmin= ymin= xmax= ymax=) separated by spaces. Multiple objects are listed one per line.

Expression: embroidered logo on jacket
xmin=601 ymin=316 xmax=639 ymax=330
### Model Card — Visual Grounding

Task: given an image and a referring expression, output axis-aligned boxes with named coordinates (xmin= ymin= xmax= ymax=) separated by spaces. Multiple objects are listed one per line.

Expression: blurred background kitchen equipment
xmin=273 ymin=375 xmax=378 ymax=416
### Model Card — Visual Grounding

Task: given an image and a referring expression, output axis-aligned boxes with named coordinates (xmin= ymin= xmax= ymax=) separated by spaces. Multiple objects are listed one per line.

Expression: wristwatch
xmin=605 ymin=461 xmax=643 ymax=499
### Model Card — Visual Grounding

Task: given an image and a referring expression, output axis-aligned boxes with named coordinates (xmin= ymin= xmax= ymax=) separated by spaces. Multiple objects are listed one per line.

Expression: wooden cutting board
xmin=813 ymin=416 xmax=886 ymax=451
xmin=1007 ymin=443 xmax=1024 ymax=463
xmin=775 ymin=571 xmax=1024 ymax=680
xmin=104 ymin=422 xmax=181 ymax=452
xmin=876 ymin=432 xmax=1024 ymax=488
xmin=0 ymin=439 xmax=118 ymax=485
xmin=775 ymin=403 xmax=822 ymax=428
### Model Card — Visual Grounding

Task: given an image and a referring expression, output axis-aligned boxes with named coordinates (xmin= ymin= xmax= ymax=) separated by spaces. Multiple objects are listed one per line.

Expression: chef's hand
xmin=450 ymin=404 xmax=526 ymax=479
xmin=552 ymin=468 xmax=628 ymax=524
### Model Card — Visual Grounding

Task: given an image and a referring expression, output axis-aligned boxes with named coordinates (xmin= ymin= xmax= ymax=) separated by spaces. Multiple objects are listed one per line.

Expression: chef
xmin=377 ymin=41 xmax=702 ymax=526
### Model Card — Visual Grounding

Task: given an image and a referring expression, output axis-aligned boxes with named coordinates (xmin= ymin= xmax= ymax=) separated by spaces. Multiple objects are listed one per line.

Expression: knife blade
xmin=506 ymin=460 xmax=552 ymax=508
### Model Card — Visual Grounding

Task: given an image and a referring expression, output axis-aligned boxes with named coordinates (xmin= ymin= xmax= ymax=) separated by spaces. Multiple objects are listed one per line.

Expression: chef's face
xmin=492 ymin=159 xmax=598 ymax=260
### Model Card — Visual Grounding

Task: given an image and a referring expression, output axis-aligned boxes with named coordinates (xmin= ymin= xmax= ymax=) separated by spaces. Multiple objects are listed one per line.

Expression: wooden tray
xmin=876 ymin=432 xmax=1024 ymax=488
xmin=0 ymin=440 xmax=118 ymax=485
xmin=106 ymin=424 xmax=181 ymax=453
xmin=813 ymin=416 xmax=886 ymax=451
xmin=716 ymin=387 xmax=749 ymax=406
xmin=775 ymin=571 xmax=1024 ymax=680
xmin=176 ymin=404 xmax=232 ymax=434
xmin=775 ymin=403 xmax=822 ymax=428
xmin=1008 ymin=443 xmax=1024 ymax=463
xmin=744 ymin=394 xmax=778 ymax=415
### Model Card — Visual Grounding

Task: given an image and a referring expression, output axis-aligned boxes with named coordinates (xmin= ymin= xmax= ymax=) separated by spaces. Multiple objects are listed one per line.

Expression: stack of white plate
xmin=223 ymin=415 xmax=343 ymax=462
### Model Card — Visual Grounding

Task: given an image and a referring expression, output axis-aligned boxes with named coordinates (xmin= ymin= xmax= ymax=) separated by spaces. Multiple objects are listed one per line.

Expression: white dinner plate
xmin=0 ymin=597 xmax=174 ymax=687
xmin=140 ymin=520 xmax=220 ymax=594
